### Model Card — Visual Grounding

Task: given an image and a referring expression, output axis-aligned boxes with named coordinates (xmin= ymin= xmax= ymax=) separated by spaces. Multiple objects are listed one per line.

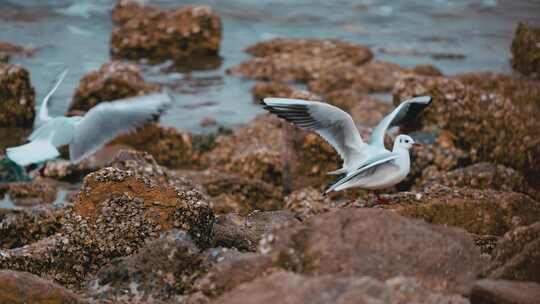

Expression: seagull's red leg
xmin=375 ymin=191 xmax=390 ymax=205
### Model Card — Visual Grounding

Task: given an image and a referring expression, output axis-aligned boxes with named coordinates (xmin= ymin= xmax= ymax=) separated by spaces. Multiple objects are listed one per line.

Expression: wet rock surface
xmin=69 ymin=61 xmax=158 ymax=113
xmin=0 ymin=270 xmax=84 ymax=304
xmin=511 ymin=23 xmax=540 ymax=78
xmin=111 ymin=0 xmax=222 ymax=69
xmin=228 ymin=38 xmax=372 ymax=83
xmin=0 ymin=180 xmax=57 ymax=207
xmin=262 ymin=209 xmax=480 ymax=294
xmin=0 ymin=62 xmax=35 ymax=127
xmin=471 ymin=279 xmax=540 ymax=304
xmin=211 ymin=271 xmax=468 ymax=304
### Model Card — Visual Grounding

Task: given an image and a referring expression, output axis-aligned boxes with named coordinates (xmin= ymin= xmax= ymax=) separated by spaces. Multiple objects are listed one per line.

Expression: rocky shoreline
xmin=1 ymin=1 xmax=540 ymax=303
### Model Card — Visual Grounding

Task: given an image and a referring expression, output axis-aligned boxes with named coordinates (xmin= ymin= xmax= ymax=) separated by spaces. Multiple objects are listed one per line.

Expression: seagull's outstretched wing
xmin=262 ymin=98 xmax=367 ymax=170
xmin=69 ymin=91 xmax=172 ymax=164
xmin=35 ymin=68 xmax=69 ymax=127
xmin=369 ymin=96 xmax=432 ymax=148
xmin=325 ymin=152 xmax=399 ymax=194
xmin=6 ymin=140 xmax=60 ymax=167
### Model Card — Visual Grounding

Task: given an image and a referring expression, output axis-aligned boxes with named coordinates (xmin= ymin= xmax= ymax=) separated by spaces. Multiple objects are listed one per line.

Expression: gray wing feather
xmin=369 ymin=96 xmax=431 ymax=148
xmin=262 ymin=98 xmax=367 ymax=170
xmin=69 ymin=91 xmax=172 ymax=164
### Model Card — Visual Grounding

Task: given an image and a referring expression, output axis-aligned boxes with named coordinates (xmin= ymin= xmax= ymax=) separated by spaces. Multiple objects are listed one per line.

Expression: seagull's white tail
xmin=326 ymin=168 xmax=347 ymax=175
xmin=6 ymin=140 xmax=60 ymax=167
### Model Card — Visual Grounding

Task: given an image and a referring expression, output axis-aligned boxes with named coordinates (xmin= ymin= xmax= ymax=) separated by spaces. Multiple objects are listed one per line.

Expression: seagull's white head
xmin=394 ymin=134 xmax=420 ymax=150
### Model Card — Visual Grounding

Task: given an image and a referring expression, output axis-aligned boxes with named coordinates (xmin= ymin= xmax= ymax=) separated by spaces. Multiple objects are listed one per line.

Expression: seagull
xmin=260 ymin=95 xmax=432 ymax=196
xmin=6 ymin=68 xmax=173 ymax=167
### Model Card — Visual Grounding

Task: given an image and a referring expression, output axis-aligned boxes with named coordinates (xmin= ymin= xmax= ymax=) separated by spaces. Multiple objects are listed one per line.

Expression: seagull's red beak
xmin=412 ymin=143 xmax=423 ymax=148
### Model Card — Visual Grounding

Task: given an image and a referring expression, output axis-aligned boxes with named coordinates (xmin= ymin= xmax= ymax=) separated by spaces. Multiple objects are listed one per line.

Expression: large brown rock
xmin=487 ymin=222 xmax=540 ymax=282
xmin=0 ymin=270 xmax=84 ymax=304
xmin=262 ymin=209 xmax=480 ymax=294
xmin=111 ymin=0 xmax=222 ymax=68
xmin=212 ymin=211 xmax=300 ymax=251
xmin=0 ymin=180 xmax=57 ymax=207
xmin=511 ymin=23 xmax=540 ymax=78
xmin=210 ymin=271 xmax=468 ymax=304
xmin=228 ymin=38 xmax=372 ymax=83
xmin=393 ymin=74 xmax=540 ymax=185
xmin=0 ymin=166 xmax=214 ymax=288
xmin=69 ymin=61 xmax=158 ymax=113
xmin=471 ymin=279 xmax=540 ymax=304
xmin=0 ymin=62 xmax=35 ymax=127
xmin=390 ymin=185 xmax=540 ymax=236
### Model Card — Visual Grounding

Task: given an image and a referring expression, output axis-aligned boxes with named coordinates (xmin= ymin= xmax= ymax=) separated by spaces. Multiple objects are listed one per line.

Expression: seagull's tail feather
xmin=6 ymin=140 xmax=60 ymax=167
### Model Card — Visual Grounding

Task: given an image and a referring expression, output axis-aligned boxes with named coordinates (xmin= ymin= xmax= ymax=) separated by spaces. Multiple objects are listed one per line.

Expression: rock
xmin=471 ymin=279 xmax=540 ymax=304
xmin=418 ymin=163 xmax=540 ymax=201
xmin=1 ymin=166 xmax=214 ymax=288
xmin=251 ymin=81 xmax=294 ymax=102
xmin=413 ymin=64 xmax=443 ymax=77
xmin=173 ymin=169 xmax=281 ymax=214
xmin=0 ymin=206 xmax=62 ymax=249
xmin=87 ymin=229 xmax=202 ymax=303
xmin=511 ymin=23 xmax=540 ymax=78
xmin=327 ymin=90 xmax=392 ymax=128
xmin=0 ymin=53 xmax=8 ymax=63
xmin=195 ymin=251 xmax=273 ymax=298
xmin=212 ymin=211 xmax=300 ymax=251
xmin=210 ymin=271 xmax=468 ymax=304
xmin=390 ymin=185 xmax=540 ymax=236
xmin=200 ymin=117 xmax=217 ymax=127
xmin=0 ymin=62 xmax=35 ymax=127
xmin=263 ymin=209 xmax=480 ymax=293
xmin=487 ymin=222 xmax=540 ymax=282
xmin=0 ymin=180 xmax=57 ymax=207
xmin=456 ymin=72 xmax=540 ymax=107
xmin=0 ymin=270 xmax=84 ymax=304
xmin=69 ymin=61 xmax=158 ymax=113
xmin=228 ymin=38 xmax=372 ymax=83
xmin=283 ymin=187 xmax=332 ymax=218
xmin=112 ymin=123 xmax=195 ymax=169
xmin=111 ymin=0 xmax=222 ymax=68
xmin=393 ymin=74 xmax=540 ymax=185
xmin=307 ymin=60 xmax=409 ymax=95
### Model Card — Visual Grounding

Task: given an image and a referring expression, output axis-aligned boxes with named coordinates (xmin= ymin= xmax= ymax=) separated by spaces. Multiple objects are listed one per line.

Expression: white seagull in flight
xmin=261 ymin=95 xmax=432 ymax=195
xmin=6 ymin=68 xmax=172 ymax=166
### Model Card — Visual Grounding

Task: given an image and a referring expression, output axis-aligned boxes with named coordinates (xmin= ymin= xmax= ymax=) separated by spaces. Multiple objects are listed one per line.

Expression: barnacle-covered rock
xmin=251 ymin=81 xmax=294 ymax=102
xmin=228 ymin=38 xmax=372 ymax=83
xmin=0 ymin=62 xmax=35 ymax=127
xmin=112 ymin=123 xmax=195 ymax=169
xmin=111 ymin=0 xmax=222 ymax=68
xmin=87 ymin=229 xmax=203 ymax=303
xmin=511 ymin=23 xmax=540 ymax=78
xmin=69 ymin=61 xmax=158 ymax=113
xmin=417 ymin=162 xmax=540 ymax=200
xmin=174 ymin=169 xmax=281 ymax=214
xmin=393 ymin=74 xmax=540 ymax=184
xmin=0 ymin=166 xmax=214 ymax=288
xmin=387 ymin=185 xmax=540 ymax=236
xmin=0 ymin=180 xmax=57 ymax=207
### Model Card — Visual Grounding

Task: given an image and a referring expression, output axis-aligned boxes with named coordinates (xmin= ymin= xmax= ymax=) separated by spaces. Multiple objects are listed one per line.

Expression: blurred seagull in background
xmin=261 ymin=95 xmax=432 ymax=196
xmin=6 ymin=68 xmax=173 ymax=167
